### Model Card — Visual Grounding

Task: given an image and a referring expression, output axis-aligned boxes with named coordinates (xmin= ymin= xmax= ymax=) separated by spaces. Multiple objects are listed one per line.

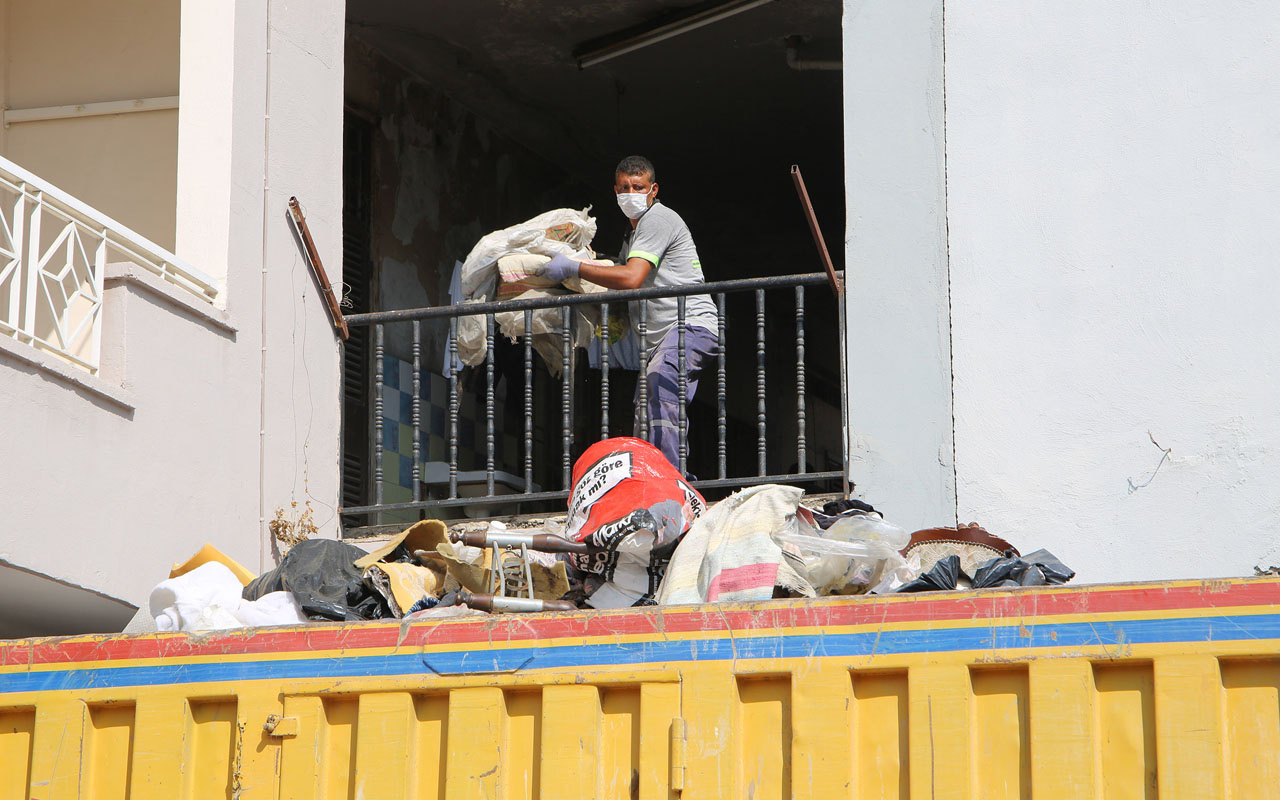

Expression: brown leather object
xmin=905 ymin=523 xmax=1017 ymax=556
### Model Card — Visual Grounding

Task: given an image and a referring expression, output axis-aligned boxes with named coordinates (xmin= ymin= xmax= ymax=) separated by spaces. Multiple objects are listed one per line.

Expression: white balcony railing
xmin=0 ymin=155 xmax=219 ymax=375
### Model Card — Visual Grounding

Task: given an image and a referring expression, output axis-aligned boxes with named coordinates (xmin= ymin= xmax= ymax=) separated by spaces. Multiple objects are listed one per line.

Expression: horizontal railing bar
xmin=341 ymin=489 xmax=572 ymax=515
xmin=345 ymin=271 xmax=840 ymax=325
xmin=0 ymin=321 xmax=97 ymax=371
xmin=690 ymin=471 xmax=845 ymax=491
xmin=0 ymin=155 xmax=220 ymax=300
xmin=337 ymin=471 xmax=845 ymax=517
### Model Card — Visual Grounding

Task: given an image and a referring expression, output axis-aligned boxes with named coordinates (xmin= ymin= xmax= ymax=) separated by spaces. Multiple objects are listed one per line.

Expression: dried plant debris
xmin=270 ymin=500 xmax=319 ymax=549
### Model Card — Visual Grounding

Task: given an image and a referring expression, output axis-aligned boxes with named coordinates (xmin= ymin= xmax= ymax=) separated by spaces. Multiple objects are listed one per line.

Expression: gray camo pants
xmin=633 ymin=324 xmax=718 ymax=472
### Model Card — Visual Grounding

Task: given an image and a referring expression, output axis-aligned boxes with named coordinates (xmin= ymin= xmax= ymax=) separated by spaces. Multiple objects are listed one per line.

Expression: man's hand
xmin=541 ymin=253 xmax=580 ymax=283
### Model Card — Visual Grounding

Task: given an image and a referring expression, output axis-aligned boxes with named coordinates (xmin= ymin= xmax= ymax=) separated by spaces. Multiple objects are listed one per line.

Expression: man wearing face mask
xmin=542 ymin=155 xmax=719 ymax=472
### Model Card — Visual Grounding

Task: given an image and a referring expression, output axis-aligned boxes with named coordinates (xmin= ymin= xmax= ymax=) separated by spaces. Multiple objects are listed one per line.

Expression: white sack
xmin=150 ymin=561 xmax=306 ymax=632
xmin=460 ymin=207 xmax=597 ymax=300
xmin=656 ymin=484 xmax=814 ymax=606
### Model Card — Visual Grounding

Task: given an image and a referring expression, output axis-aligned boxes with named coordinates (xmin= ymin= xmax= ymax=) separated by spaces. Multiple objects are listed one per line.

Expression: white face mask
xmin=617 ymin=191 xmax=650 ymax=220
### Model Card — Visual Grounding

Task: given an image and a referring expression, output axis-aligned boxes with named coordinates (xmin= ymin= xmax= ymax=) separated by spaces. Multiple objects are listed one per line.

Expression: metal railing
xmin=0 ymin=155 xmax=220 ymax=374
xmin=340 ymin=271 xmax=846 ymax=522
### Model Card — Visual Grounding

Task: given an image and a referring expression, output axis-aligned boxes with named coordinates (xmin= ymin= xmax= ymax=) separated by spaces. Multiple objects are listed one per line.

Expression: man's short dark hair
xmin=615 ymin=155 xmax=656 ymax=183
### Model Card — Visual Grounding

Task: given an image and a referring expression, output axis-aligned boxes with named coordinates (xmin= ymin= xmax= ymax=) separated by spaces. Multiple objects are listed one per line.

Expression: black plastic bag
xmin=821 ymin=498 xmax=878 ymax=517
xmin=896 ymin=554 xmax=966 ymax=592
xmin=971 ymin=549 xmax=1075 ymax=588
xmin=243 ymin=539 xmax=391 ymax=621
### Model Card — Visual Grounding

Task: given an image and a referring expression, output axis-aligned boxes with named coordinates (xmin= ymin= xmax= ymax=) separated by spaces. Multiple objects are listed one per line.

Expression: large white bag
xmin=460 ymin=207 xmax=597 ymax=300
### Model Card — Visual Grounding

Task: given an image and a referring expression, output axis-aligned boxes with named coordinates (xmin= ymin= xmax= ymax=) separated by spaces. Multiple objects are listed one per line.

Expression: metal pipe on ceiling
xmin=785 ymin=36 xmax=841 ymax=71
xmin=576 ymin=0 xmax=776 ymax=69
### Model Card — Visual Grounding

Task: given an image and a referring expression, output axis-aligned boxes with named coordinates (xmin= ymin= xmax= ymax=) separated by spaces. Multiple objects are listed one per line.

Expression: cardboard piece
xmin=353 ymin=519 xmax=448 ymax=570
xmin=169 ymin=543 xmax=256 ymax=587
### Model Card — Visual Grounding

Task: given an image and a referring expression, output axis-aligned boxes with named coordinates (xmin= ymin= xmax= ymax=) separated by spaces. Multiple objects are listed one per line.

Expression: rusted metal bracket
xmin=790 ymin=165 xmax=843 ymax=298
xmin=791 ymin=164 xmax=851 ymax=498
xmin=286 ymin=196 xmax=349 ymax=341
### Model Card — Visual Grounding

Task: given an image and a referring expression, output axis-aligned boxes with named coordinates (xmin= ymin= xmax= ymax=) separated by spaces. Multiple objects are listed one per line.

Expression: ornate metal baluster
xmin=677 ymin=296 xmax=688 ymax=476
xmin=448 ymin=316 xmax=459 ymax=500
xmin=485 ymin=312 xmax=496 ymax=498
xmin=638 ymin=302 xmax=649 ymax=440
xmin=600 ymin=302 xmax=610 ymax=440
xmin=524 ymin=309 xmax=533 ymax=494
xmin=374 ymin=324 xmax=385 ymax=522
xmin=561 ymin=305 xmax=572 ymax=490
xmin=795 ymin=285 xmax=806 ymax=475
xmin=412 ymin=320 xmax=422 ymax=506
xmin=756 ymin=288 xmax=766 ymax=477
xmin=717 ymin=293 xmax=727 ymax=481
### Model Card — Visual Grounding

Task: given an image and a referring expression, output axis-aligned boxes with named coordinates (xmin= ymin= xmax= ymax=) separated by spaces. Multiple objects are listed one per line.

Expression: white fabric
xmin=656 ymin=484 xmax=814 ymax=606
xmin=456 ymin=287 xmax=601 ymax=378
xmin=460 ymin=207 xmax=597 ymax=300
xmin=149 ymin=562 xmax=306 ymax=632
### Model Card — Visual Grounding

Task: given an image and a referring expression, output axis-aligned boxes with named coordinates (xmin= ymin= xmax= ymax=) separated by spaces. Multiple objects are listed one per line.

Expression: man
xmin=543 ymin=156 xmax=719 ymax=472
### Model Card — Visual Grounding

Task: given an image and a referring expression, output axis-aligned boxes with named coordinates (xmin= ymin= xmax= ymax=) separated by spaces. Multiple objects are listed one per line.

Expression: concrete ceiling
xmin=348 ymin=3 xmax=839 ymax=198
xmin=347 ymin=0 xmax=845 ymax=265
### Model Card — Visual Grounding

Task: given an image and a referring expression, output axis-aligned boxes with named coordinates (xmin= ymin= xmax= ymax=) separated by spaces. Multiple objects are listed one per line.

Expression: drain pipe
xmin=785 ymin=35 xmax=841 ymax=71
xmin=258 ymin=0 xmax=274 ymax=573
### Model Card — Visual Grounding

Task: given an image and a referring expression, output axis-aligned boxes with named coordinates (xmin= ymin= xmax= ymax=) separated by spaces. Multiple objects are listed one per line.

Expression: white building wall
xmin=842 ymin=0 xmax=957 ymax=532
xmin=0 ymin=0 xmax=345 ymax=623
xmin=256 ymin=0 xmax=346 ymax=569
xmin=944 ymin=1 xmax=1280 ymax=580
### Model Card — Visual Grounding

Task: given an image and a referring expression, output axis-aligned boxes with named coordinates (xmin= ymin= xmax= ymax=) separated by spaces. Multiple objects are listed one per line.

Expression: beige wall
xmin=0 ymin=0 xmax=346 ymax=629
xmin=0 ymin=0 xmax=179 ymax=249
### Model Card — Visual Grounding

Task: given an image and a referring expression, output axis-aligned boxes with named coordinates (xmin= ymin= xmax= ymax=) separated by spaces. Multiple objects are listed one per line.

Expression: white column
xmin=175 ymin=0 xmax=239 ymax=292
xmin=842 ymin=0 xmax=956 ymax=529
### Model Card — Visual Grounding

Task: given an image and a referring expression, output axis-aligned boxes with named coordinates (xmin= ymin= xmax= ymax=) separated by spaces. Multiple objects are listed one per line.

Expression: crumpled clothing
xmin=809 ymin=498 xmax=880 ymax=529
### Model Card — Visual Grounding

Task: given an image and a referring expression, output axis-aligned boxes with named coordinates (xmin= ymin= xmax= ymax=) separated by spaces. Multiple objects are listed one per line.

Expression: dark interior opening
xmin=342 ymin=0 xmax=844 ymax=521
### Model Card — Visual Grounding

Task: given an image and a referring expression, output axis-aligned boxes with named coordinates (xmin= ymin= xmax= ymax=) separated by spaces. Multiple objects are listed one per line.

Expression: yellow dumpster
xmin=2 ymin=576 xmax=1278 ymax=799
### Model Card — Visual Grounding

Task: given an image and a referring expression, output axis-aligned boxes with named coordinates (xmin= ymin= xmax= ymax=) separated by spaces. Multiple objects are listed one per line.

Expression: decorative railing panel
xmin=0 ymin=156 xmax=219 ymax=374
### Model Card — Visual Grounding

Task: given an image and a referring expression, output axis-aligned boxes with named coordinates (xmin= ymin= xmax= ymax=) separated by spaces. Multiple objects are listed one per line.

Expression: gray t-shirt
xmin=619 ymin=203 xmax=719 ymax=356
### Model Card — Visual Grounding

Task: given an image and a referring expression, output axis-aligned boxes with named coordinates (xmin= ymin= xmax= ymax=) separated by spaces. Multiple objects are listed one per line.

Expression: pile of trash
xmin=140 ymin=519 xmax=580 ymax=633
xmin=139 ymin=438 xmax=1073 ymax=633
